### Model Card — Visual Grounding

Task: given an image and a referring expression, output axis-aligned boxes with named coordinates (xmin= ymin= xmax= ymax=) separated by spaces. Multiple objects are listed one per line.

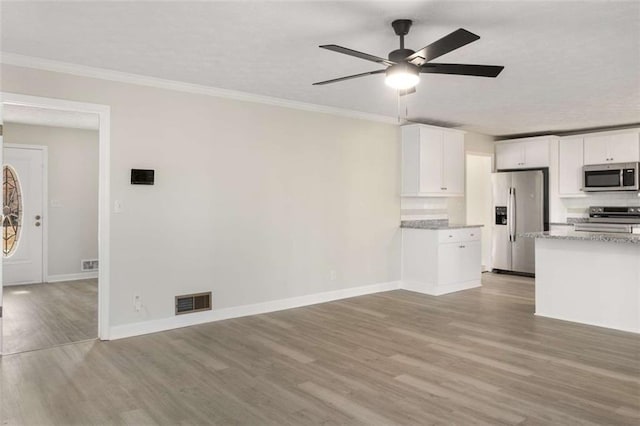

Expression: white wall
xmin=1 ymin=64 xmax=401 ymax=329
xmin=466 ymin=154 xmax=493 ymax=269
xmin=4 ymin=123 xmax=99 ymax=279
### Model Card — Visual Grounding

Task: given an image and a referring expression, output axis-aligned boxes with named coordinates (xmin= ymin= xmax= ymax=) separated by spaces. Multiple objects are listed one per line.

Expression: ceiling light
xmin=385 ymin=63 xmax=420 ymax=90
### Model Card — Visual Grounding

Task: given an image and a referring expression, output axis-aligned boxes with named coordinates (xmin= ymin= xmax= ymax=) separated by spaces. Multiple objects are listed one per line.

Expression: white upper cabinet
xmin=495 ymin=137 xmax=551 ymax=170
xmin=523 ymin=140 xmax=551 ymax=168
xmin=418 ymin=127 xmax=444 ymax=194
xmin=495 ymin=143 xmax=524 ymax=170
xmin=558 ymin=136 xmax=585 ymax=196
xmin=583 ymin=131 xmax=640 ymax=165
xmin=442 ymin=131 xmax=465 ymax=195
xmin=401 ymin=124 xmax=465 ymax=197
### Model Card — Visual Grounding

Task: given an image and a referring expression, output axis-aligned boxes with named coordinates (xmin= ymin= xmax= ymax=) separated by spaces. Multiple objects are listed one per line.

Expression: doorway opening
xmin=465 ymin=153 xmax=493 ymax=271
xmin=0 ymin=94 xmax=110 ymax=355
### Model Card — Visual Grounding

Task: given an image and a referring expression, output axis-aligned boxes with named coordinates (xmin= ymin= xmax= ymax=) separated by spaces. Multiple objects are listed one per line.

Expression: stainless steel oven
xmin=582 ymin=162 xmax=639 ymax=192
xmin=574 ymin=206 xmax=640 ymax=233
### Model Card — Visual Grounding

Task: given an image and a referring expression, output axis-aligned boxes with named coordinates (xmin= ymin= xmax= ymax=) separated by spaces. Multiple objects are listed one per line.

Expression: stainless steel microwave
xmin=583 ymin=162 xmax=639 ymax=192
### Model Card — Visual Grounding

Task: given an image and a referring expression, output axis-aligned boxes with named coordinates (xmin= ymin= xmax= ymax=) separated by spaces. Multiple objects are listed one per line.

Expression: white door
xmin=3 ymin=146 xmax=45 ymax=285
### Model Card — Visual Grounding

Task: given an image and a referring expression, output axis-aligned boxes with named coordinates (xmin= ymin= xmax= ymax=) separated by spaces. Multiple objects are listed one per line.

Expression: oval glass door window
xmin=3 ymin=165 xmax=23 ymax=257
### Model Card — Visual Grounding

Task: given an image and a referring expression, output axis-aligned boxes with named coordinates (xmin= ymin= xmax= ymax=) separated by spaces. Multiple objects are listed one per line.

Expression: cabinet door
xmin=496 ymin=143 xmax=524 ymax=170
xmin=460 ymin=241 xmax=482 ymax=283
xmin=558 ymin=137 xmax=585 ymax=195
xmin=419 ymin=127 xmax=444 ymax=193
xmin=523 ymin=140 xmax=549 ymax=167
xmin=583 ymin=134 xmax=610 ymax=164
xmin=401 ymin=127 xmax=421 ymax=194
xmin=442 ymin=131 xmax=465 ymax=194
xmin=608 ymin=132 xmax=640 ymax=163
xmin=437 ymin=243 xmax=463 ymax=285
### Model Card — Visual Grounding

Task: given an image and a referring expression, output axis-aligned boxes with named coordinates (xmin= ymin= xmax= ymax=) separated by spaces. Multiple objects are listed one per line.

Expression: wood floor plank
xmin=2 ymin=272 xmax=639 ymax=425
xmin=2 ymin=279 xmax=97 ymax=354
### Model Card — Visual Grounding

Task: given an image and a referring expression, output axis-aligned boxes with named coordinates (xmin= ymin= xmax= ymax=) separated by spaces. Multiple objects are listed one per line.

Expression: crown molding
xmin=1 ymin=52 xmax=398 ymax=125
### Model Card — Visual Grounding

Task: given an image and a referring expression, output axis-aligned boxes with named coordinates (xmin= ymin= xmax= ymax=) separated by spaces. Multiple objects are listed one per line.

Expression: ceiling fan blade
xmin=405 ymin=28 xmax=480 ymax=65
xmin=399 ymin=87 xmax=417 ymax=96
xmin=420 ymin=63 xmax=504 ymax=77
xmin=320 ymin=45 xmax=396 ymax=66
xmin=313 ymin=69 xmax=386 ymax=86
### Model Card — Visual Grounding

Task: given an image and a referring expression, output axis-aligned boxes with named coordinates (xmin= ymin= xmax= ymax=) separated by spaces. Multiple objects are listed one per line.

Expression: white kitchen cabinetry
xmin=495 ymin=137 xmax=551 ymax=170
xmin=402 ymin=124 xmax=465 ymax=197
xmin=583 ymin=131 xmax=640 ymax=165
xmin=402 ymin=227 xmax=482 ymax=295
xmin=558 ymin=136 xmax=585 ymax=196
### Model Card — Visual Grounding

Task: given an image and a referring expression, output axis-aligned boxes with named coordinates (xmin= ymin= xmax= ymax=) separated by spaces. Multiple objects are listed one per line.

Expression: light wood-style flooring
xmin=1 ymin=273 xmax=639 ymax=424
xmin=2 ymin=279 xmax=97 ymax=354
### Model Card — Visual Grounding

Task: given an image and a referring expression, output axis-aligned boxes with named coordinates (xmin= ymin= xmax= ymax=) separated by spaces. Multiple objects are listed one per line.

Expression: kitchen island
xmin=522 ymin=228 xmax=640 ymax=333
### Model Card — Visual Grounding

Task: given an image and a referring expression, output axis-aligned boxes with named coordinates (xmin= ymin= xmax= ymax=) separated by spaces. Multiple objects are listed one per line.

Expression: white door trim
xmin=3 ymin=144 xmax=48 ymax=285
xmin=0 ymin=92 xmax=111 ymax=345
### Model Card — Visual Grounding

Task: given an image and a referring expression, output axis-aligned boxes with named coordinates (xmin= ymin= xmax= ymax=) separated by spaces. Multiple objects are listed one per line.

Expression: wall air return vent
xmin=81 ymin=259 xmax=99 ymax=271
xmin=175 ymin=292 xmax=212 ymax=315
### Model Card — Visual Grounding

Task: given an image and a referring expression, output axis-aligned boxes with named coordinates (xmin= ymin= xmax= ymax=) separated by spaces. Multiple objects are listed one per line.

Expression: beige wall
xmin=4 ymin=123 xmax=99 ymax=278
xmin=1 ymin=64 xmax=401 ymax=328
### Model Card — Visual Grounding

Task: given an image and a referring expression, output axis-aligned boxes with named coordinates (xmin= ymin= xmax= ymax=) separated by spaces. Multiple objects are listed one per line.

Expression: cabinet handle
xmin=459 ymin=245 xmax=466 ymax=248
xmin=441 ymin=187 xmax=447 ymax=190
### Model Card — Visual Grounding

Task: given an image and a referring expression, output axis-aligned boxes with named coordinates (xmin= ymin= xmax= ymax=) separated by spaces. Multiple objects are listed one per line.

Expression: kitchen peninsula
xmin=522 ymin=229 xmax=640 ymax=333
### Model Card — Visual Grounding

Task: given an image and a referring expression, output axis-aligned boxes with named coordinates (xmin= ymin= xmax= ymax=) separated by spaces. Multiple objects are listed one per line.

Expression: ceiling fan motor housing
xmin=389 ymin=48 xmax=415 ymax=62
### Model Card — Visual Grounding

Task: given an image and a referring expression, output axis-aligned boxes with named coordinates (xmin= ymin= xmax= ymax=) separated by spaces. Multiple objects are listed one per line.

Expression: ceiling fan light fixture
xmin=385 ymin=63 xmax=420 ymax=90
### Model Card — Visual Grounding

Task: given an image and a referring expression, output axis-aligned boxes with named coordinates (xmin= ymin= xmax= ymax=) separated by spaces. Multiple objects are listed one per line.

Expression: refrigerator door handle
xmin=511 ymin=188 xmax=517 ymax=242
xmin=507 ymin=187 xmax=512 ymax=242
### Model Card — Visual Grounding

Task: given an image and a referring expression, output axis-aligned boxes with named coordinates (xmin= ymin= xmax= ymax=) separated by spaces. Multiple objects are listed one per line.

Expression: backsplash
xmin=401 ymin=197 xmax=466 ymax=223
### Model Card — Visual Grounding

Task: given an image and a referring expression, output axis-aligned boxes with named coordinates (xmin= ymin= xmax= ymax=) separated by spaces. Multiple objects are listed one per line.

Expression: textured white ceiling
xmin=3 ymin=105 xmax=100 ymax=130
xmin=1 ymin=1 xmax=639 ymax=136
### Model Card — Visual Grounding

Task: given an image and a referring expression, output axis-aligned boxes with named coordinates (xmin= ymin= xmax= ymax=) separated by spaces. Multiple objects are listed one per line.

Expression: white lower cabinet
xmin=402 ymin=227 xmax=482 ymax=295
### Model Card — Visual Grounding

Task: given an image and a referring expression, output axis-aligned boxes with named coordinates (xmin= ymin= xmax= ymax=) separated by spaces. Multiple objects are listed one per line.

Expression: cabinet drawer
xmin=438 ymin=228 xmax=481 ymax=244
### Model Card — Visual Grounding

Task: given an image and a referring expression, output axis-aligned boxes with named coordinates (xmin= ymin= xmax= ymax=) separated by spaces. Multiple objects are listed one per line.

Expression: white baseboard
xmin=401 ymin=279 xmax=481 ymax=296
xmin=47 ymin=272 xmax=99 ymax=283
xmin=534 ymin=312 xmax=639 ymax=334
xmin=109 ymin=280 xmax=402 ymax=340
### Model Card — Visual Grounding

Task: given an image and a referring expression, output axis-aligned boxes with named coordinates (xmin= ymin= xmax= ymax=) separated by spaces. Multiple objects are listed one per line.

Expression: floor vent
xmin=81 ymin=259 xmax=99 ymax=271
xmin=175 ymin=292 xmax=212 ymax=315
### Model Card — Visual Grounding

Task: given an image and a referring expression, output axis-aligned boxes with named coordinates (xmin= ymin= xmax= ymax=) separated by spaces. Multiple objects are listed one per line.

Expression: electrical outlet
xmin=133 ymin=294 xmax=142 ymax=312
xmin=329 ymin=269 xmax=337 ymax=281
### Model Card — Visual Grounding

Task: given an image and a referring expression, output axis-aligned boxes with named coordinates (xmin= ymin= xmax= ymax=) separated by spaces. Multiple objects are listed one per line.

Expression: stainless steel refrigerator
xmin=491 ymin=170 xmax=547 ymax=275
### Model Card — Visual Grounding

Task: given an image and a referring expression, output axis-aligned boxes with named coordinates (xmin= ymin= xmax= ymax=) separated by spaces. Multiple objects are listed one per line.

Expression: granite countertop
xmin=401 ymin=220 xmax=484 ymax=230
xmin=550 ymin=218 xmax=588 ymax=226
xmin=520 ymin=228 xmax=640 ymax=245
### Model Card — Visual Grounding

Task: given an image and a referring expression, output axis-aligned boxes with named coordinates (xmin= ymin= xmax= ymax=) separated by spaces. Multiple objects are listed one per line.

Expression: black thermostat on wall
xmin=131 ymin=169 xmax=155 ymax=185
